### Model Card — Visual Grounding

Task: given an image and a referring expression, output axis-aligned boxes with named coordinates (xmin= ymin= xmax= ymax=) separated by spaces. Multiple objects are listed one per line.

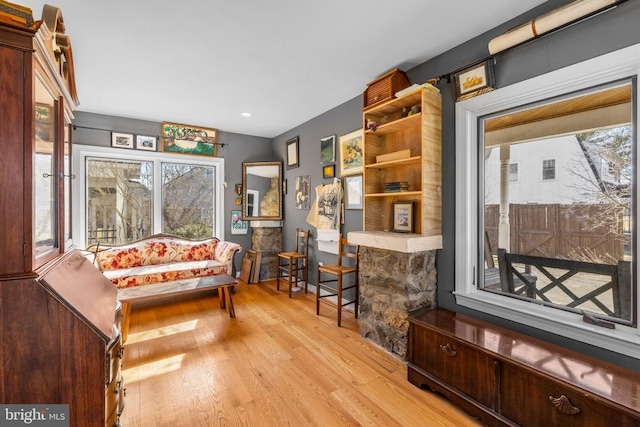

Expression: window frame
xmin=541 ymin=158 xmax=556 ymax=181
xmin=455 ymin=43 xmax=640 ymax=358
xmin=73 ymin=144 xmax=226 ymax=247
xmin=508 ymin=162 xmax=519 ymax=183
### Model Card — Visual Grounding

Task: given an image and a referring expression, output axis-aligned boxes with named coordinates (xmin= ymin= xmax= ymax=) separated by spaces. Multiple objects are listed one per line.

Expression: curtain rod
xmin=72 ymin=124 xmax=228 ymax=147
xmin=437 ymin=0 xmax=628 ymax=84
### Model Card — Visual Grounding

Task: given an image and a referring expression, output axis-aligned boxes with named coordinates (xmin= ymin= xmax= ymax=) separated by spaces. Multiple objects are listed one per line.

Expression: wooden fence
xmin=485 ymin=204 xmax=625 ymax=262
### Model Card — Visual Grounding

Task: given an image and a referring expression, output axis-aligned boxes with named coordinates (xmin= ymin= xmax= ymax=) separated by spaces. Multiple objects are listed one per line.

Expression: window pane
xmin=481 ymin=81 xmax=634 ymax=324
xmin=86 ymin=158 xmax=153 ymax=245
xmin=509 ymin=163 xmax=518 ymax=182
xmin=161 ymin=163 xmax=215 ymax=238
xmin=542 ymin=159 xmax=556 ymax=180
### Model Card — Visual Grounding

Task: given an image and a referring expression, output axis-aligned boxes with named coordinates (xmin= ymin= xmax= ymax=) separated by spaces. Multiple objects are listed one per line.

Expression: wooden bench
xmin=118 ymin=274 xmax=237 ymax=342
xmin=408 ymin=308 xmax=640 ymax=426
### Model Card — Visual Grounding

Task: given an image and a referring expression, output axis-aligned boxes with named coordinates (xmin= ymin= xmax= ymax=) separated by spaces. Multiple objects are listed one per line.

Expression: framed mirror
xmin=242 ymin=161 xmax=283 ymax=220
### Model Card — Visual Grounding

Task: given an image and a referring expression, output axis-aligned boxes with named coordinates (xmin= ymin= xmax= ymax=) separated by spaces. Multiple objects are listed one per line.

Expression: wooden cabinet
xmin=349 ymin=85 xmax=442 ymax=252
xmin=0 ymin=5 xmax=123 ymax=426
xmin=408 ymin=308 xmax=640 ymax=427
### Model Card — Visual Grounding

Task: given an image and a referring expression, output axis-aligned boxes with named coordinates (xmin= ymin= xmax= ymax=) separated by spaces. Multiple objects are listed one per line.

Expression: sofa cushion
xmin=95 ymin=236 xmax=221 ymax=271
xmin=103 ymin=259 xmax=229 ymax=289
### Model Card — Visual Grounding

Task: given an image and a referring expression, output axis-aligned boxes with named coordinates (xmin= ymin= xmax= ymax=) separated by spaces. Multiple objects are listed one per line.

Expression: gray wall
xmin=272 ymin=0 xmax=640 ymax=370
xmin=72 ymin=111 xmax=274 ymax=270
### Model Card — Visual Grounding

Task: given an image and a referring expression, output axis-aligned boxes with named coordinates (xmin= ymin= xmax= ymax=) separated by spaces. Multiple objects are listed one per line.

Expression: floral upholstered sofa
xmin=88 ymin=234 xmax=241 ymax=290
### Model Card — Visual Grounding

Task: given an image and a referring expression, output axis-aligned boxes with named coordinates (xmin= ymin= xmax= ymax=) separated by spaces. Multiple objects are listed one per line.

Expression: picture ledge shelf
xmin=347 ymin=231 xmax=442 ymax=253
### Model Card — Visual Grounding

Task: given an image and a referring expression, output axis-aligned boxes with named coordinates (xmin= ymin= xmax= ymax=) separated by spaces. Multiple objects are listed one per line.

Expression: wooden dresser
xmin=408 ymin=308 xmax=640 ymax=426
xmin=0 ymin=4 xmax=124 ymax=426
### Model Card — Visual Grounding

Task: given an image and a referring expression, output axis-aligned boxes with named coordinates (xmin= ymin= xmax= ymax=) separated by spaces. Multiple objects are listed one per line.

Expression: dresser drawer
xmin=409 ymin=323 xmax=497 ymax=409
xmin=501 ymin=362 xmax=640 ymax=427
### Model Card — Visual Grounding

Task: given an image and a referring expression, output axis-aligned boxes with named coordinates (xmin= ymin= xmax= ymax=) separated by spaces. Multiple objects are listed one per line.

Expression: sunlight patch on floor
xmin=123 ymin=353 xmax=186 ymax=383
xmin=126 ymin=319 xmax=199 ymax=344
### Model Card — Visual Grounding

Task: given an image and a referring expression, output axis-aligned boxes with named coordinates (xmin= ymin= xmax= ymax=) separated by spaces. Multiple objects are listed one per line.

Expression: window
xmin=455 ymin=44 xmax=640 ymax=358
xmin=161 ymin=163 xmax=216 ymax=238
xmin=508 ymin=163 xmax=518 ymax=182
xmin=74 ymin=145 xmax=225 ymax=247
xmin=541 ymin=158 xmax=555 ymax=180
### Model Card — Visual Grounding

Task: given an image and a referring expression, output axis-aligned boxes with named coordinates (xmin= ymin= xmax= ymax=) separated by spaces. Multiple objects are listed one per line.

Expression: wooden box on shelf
xmin=363 ymin=67 xmax=410 ymax=110
xmin=358 ymin=85 xmax=441 ymax=249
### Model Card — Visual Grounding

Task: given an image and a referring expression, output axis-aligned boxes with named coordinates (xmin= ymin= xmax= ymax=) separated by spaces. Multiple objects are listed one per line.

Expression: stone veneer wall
xmin=358 ymin=247 xmax=437 ymax=359
xmin=251 ymin=227 xmax=282 ymax=280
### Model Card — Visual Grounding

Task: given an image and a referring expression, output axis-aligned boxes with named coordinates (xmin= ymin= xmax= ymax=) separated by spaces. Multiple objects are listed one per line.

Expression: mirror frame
xmin=242 ymin=161 xmax=283 ymax=221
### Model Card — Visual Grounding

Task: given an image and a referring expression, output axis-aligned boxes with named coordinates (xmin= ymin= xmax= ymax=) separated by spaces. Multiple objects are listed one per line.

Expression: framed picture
xmin=286 ymin=136 xmax=299 ymax=169
xmin=295 ymin=175 xmax=310 ymax=210
xmin=339 ymin=129 xmax=363 ymax=176
xmin=230 ymin=210 xmax=248 ymax=235
xmin=320 ymin=135 xmax=336 ymax=164
xmin=322 ymin=164 xmax=335 ymax=179
xmin=344 ymin=174 xmax=363 ymax=210
xmin=454 ymin=60 xmax=495 ymax=101
xmin=392 ymin=201 xmax=413 ymax=233
xmin=136 ymin=135 xmax=157 ymax=151
xmin=111 ymin=132 xmax=134 ymax=149
xmin=162 ymin=122 xmax=217 ymax=156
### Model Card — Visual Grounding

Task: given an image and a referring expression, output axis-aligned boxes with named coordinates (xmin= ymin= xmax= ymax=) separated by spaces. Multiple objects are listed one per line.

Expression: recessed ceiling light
xmin=240 ymin=112 xmax=252 ymax=117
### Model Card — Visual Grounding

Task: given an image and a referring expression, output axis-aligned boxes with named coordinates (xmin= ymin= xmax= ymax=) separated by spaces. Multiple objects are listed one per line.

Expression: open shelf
xmin=365 ymin=156 xmax=422 ymax=169
xmin=365 ymin=113 xmax=422 ymax=135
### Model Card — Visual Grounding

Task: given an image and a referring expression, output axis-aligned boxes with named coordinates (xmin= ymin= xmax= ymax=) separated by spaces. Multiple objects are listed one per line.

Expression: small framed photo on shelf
xmin=392 ymin=201 xmax=413 ymax=233
xmin=136 ymin=135 xmax=157 ymax=151
xmin=111 ymin=132 xmax=134 ymax=149
xmin=286 ymin=136 xmax=299 ymax=169
xmin=322 ymin=164 xmax=335 ymax=179
xmin=320 ymin=135 xmax=336 ymax=164
xmin=453 ymin=59 xmax=495 ymax=101
xmin=344 ymin=174 xmax=363 ymax=210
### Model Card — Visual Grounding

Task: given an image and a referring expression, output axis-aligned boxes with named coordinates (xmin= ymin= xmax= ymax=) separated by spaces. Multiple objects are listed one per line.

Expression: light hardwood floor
xmin=120 ymin=279 xmax=481 ymax=426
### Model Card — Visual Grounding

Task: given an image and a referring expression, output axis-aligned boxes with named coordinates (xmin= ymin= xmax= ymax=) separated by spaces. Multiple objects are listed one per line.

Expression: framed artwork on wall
xmin=230 ymin=210 xmax=248 ymax=235
xmin=286 ymin=136 xmax=299 ymax=169
xmin=295 ymin=175 xmax=310 ymax=210
xmin=344 ymin=174 xmax=363 ymax=210
xmin=162 ymin=122 xmax=217 ymax=156
xmin=111 ymin=132 xmax=134 ymax=149
xmin=339 ymin=129 xmax=363 ymax=176
xmin=322 ymin=164 xmax=335 ymax=179
xmin=320 ymin=135 xmax=336 ymax=164
xmin=453 ymin=59 xmax=495 ymax=101
xmin=136 ymin=135 xmax=157 ymax=151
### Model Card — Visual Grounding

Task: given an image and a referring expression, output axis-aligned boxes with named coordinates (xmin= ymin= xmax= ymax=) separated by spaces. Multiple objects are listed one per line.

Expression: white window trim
xmin=455 ymin=43 xmax=640 ymax=359
xmin=73 ymin=144 xmax=226 ymax=247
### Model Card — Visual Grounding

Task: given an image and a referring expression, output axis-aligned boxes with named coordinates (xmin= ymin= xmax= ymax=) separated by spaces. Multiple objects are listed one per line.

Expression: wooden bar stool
xmin=277 ymin=228 xmax=310 ymax=298
xmin=316 ymin=237 xmax=359 ymax=326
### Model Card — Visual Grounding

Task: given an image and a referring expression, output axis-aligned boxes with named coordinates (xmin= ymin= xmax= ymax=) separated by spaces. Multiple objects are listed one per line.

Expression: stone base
xmin=358 ymin=247 xmax=437 ymax=360
xmin=251 ymin=227 xmax=282 ymax=280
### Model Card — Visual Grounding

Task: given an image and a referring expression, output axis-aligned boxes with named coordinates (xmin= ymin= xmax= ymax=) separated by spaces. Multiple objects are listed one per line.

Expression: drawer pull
xmin=439 ymin=343 xmax=457 ymax=357
xmin=549 ymin=394 xmax=580 ymax=415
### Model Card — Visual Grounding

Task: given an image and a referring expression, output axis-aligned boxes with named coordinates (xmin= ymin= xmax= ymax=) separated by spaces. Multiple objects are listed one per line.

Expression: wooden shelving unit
xmin=349 ymin=85 xmax=442 ymax=253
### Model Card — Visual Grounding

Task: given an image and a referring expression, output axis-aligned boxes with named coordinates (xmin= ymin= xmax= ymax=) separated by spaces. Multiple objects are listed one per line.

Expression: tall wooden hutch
xmin=0 ymin=3 xmax=123 ymax=426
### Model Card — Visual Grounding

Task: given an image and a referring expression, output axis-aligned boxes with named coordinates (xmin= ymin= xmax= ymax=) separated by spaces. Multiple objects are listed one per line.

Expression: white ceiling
xmin=22 ymin=0 xmax=549 ymax=138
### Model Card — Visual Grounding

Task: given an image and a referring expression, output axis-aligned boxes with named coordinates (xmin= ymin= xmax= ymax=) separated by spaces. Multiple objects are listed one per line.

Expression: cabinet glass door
xmin=34 ymin=76 xmax=58 ymax=257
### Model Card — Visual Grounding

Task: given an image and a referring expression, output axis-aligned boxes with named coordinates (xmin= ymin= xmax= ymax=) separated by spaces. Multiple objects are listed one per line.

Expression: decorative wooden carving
xmin=439 ymin=343 xmax=457 ymax=357
xmin=549 ymin=394 xmax=581 ymax=415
